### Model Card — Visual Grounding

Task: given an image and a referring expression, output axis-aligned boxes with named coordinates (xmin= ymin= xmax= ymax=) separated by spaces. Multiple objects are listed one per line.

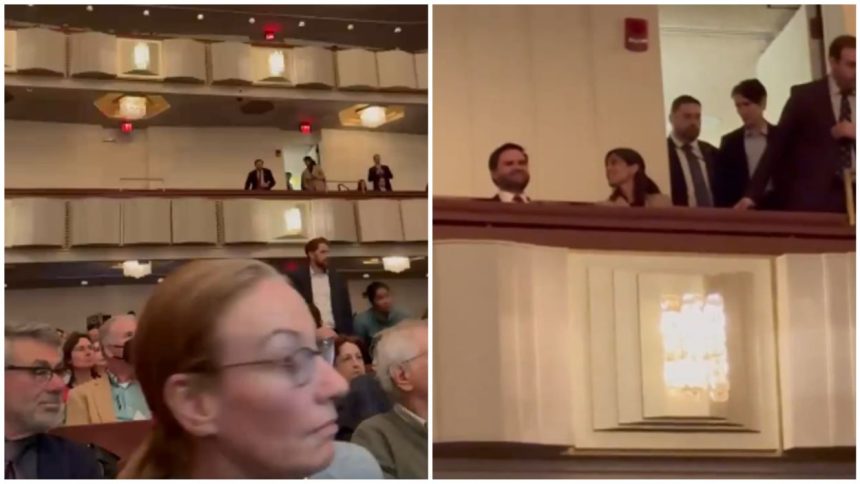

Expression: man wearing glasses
xmin=351 ymin=320 xmax=428 ymax=479
xmin=66 ymin=314 xmax=151 ymax=425
xmin=5 ymin=322 xmax=102 ymax=478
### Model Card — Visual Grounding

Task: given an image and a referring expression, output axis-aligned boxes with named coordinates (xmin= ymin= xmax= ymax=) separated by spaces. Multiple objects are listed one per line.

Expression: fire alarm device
xmin=625 ymin=18 xmax=648 ymax=52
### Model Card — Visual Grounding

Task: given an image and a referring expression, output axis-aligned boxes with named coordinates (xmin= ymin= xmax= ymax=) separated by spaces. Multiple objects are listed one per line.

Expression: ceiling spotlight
xmin=143 ymin=9 xmax=149 ymax=16
xmin=298 ymin=20 xmax=306 ymax=27
xmin=157 ymin=278 xmax=164 ymax=284
xmin=86 ymin=5 xmax=93 ymax=12
xmin=197 ymin=13 xmax=204 ymax=20
xmin=81 ymin=280 xmax=89 ymax=286
xmin=394 ymin=26 xmax=402 ymax=33
xmin=249 ymin=17 xmax=255 ymax=24
xmin=347 ymin=24 xmax=354 ymax=30
xmin=363 ymin=273 xmax=370 ymax=279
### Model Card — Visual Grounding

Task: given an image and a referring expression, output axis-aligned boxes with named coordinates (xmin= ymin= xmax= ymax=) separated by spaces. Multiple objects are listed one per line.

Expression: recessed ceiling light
xmin=143 ymin=9 xmax=149 ymax=16
xmin=86 ymin=5 xmax=93 ymax=12
xmin=157 ymin=278 xmax=164 ymax=283
xmin=197 ymin=13 xmax=204 ymax=20
xmin=347 ymin=24 xmax=354 ymax=31
xmin=249 ymin=17 xmax=255 ymax=24
xmin=394 ymin=27 xmax=402 ymax=33
xmin=298 ymin=20 xmax=306 ymax=27
xmin=81 ymin=280 xmax=89 ymax=286
xmin=362 ymin=273 xmax=370 ymax=279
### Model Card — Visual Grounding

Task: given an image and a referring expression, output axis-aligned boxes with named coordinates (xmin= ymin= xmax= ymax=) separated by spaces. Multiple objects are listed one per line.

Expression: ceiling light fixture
xmin=359 ymin=105 xmax=387 ymax=128
xmin=81 ymin=280 xmax=89 ymax=286
xmin=143 ymin=9 xmax=149 ymax=16
xmin=347 ymin=24 xmax=354 ymax=30
xmin=363 ymin=273 xmax=370 ymax=279
xmin=394 ymin=27 xmax=402 ymax=33
xmin=298 ymin=20 xmax=306 ymax=27
xmin=122 ymin=260 xmax=152 ymax=279
xmin=382 ymin=256 xmax=410 ymax=274
xmin=86 ymin=5 xmax=93 ymax=12
xmin=249 ymin=17 xmax=255 ymax=24
xmin=119 ymin=96 xmax=148 ymax=120
xmin=197 ymin=13 xmax=204 ymax=20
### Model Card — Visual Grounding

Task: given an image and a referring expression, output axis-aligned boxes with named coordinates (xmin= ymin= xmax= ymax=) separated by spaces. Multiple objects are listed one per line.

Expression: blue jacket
xmin=35 ymin=433 xmax=103 ymax=479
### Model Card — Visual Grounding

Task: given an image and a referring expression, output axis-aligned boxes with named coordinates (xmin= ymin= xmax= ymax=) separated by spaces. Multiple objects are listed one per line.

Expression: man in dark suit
xmin=714 ymin=79 xmax=779 ymax=208
xmin=5 ymin=322 xmax=103 ymax=478
xmin=288 ymin=237 xmax=354 ymax=335
xmin=488 ymin=142 xmax=531 ymax=203
xmin=367 ymin=154 xmax=394 ymax=191
xmin=667 ymin=95 xmax=720 ymax=207
xmin=244 ymin=158 xmax=276 ymax=191
xmin=738 ymin=35 xmax=855 ymax=213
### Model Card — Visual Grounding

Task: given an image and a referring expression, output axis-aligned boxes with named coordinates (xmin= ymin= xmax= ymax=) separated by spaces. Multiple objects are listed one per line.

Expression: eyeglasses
xmin=318 ymin=338 xmax=335 ymax=366
xmin=215 ymin=347 xmax=326 ymax=387
xmin=401 ymin=351 xmax=427 ymax=365
xmin=5 ymin=365 xmax=67 ymax=384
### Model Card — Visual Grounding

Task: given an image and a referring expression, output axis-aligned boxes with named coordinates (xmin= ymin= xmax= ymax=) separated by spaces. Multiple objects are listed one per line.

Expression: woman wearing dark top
xmin=357 ymin=179 xmax=368 ymax=192
xmin=603 ymin=148 xmax=671 ymax=208
xmin=367 ymin=154 xmax=393 ymax=191
xmin=62 ymin=332 xmax=99 ymax=390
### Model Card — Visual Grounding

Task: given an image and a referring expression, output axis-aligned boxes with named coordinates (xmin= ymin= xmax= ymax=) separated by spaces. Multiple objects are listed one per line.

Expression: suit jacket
xmin=65 ymin=378 xmax=117 ymax=426
xmin=714 ymin=123 xmax=779 ymax=208
xmin=667 ymin=137 xmax=720 ymax=207
xmin=244 ymin=168 xmax=276 ymax=190
xmin=288 ymin=265 xmax=354 ymax=335
xmin=336 ymin=374 xmax=392 ymax=442
xmin=32 ymin=433 xmax=103 ymax=478
xmin=747 ymin=77 xmax=850 ymax=212
xmin=367 ymin=165 xmax=394 ymax=191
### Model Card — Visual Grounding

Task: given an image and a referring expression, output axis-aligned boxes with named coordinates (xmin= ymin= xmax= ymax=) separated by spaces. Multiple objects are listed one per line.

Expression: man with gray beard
xmin=5 ymin=322 xmax=102 ymax=478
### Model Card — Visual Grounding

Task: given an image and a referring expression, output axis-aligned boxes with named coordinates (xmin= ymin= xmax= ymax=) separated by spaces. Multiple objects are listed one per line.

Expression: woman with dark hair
xmin=353 ymin=282 xmax=410 ymax=348
xmin=301 ymin=156 xmax=327 ymax=192
xmin=603 ymin=148 xmax=671 ymax=207
xmin=356 ymin=180 xmax=368 ymax=192
xmin=62 ymin=332 xmax=99 ymax=389
xmin=333 ymin=336 xmax=367 ymax=382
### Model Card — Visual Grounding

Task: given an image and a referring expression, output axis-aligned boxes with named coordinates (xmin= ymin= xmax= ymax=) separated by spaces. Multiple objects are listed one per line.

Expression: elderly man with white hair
xmin=351 ymin=320 xmax=427 ymax=479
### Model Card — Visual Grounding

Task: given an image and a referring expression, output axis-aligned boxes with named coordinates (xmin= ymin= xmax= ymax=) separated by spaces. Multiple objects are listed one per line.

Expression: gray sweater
xmin=351 ymin=406 xmax=428 ymax=479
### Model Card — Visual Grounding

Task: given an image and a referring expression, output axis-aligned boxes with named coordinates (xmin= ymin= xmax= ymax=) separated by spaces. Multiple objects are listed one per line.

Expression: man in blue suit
xmin=5 ymin=322 xmax=102 ymax=479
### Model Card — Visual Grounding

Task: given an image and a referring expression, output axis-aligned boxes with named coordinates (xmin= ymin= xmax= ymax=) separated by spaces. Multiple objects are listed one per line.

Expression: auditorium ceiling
xmin=4 ymin=86 xmax=428 ymax=134
xmin=5 ymin=256 xmax=428 ymax=289
xmin=4 ymin=4 xmax=428 ymax=51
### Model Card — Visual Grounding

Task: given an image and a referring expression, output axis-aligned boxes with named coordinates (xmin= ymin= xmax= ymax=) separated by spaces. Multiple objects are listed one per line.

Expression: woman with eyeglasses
xmin=61 ymin=332 xmax=99 ymax=389
xmin=119 ymin=259 xmax=382 ymax=479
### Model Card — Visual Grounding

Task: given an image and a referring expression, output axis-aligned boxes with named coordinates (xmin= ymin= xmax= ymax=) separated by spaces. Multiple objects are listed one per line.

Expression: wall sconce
xmin=659 ymin=293 xmax=730 ymax=402
xmin=122 ymin=260 xmax=152 ymax=279
xmin=268 ymin=50 xmax=286 ymax=77
xmin=283 ymin=207 xmax=302 ymax=235
xmin=133 ymin=41 xmax=150 ymax=70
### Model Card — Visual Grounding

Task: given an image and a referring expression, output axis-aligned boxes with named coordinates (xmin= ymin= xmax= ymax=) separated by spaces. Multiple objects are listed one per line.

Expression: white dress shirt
xmin=744 ymin=124 xmax=771 ymax=190
xmin=496 ymin=190 xmax=531 ymax=203
xmin=829 ymin=75 xmax=856 ymax=169
xmin=670 ymin=133 xmax=713 ymax=207
xmin=310 ymin=265 xmax=335 ymax=328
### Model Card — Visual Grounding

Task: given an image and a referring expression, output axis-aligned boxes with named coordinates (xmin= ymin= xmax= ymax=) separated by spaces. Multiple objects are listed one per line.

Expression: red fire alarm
xmin=299 ymin=121 xmax=312 ymax=135
xmin=120 ymin=121 xmax=133 ymax=134
xmin=625 ymin=18 xmax=648 ymax=52
xmin=264 ymin=29 xmax=276 ymax=41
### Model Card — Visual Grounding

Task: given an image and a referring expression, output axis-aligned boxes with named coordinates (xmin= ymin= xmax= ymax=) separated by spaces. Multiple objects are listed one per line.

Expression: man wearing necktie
xmin=487 ymin=142 xmax=532 ymax=203
xmin=666 ymin=95 xmax=721 ymax=208
xmin=243 ymin=159 xmax=276 ymax=191
xmin=738 ymin=35 xmax=855 ymax=213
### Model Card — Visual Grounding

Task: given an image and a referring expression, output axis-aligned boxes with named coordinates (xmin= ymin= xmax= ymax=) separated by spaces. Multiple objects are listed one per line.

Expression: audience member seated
xmin=289 ymin=238 xmax=354 ymax=335
xmin=334 ymin=336 xmax=368 ymax=382
xmin=488 ymin=142 xmax=531 ymax=203
xmin=739 ymin=35 xmax=856 ymax=213
xmin=602 ymin=148 xmax=671 ymax=208
xmin=715 ymin=79 xmax=779 ymax=209
xmin=118 ymin=259 xmax=380 ymax=479
xmin=357 ymin=179 xmax=369 ymax=192
xmin=336 ymin=373 xmax=392 ymax=443
xmin=66 ymin=314 xmax=151 ymax=425
xmin=86 ymin=320 xmax=101 ymax=346
xmin=352 ymin=320 xmax=428 ymax=479
xmin=285 ymin=171 xmax=296 ymax=191
xmin=302 ymin=156 xmax=328 ymax=192
xmin=354 ymin=282 xmax=410 ymax=349
xmin=91 ymin=340 xmax=107 ymax=377
xmin=368 ymin=154 xmax=394 ymax=191
xmin=667 ymin=95 xmax=720 ymax=207
xmin=62 ymin=332 xmax=100 ymax=390
xmin=5 ymin=322 xmax=102 ymax=478
xmin=244 ymin=158 xmax=276 ymax=191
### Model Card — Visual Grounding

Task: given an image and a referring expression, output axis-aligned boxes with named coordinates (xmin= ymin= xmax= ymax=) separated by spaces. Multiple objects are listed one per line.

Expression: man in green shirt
xmin=353 ymin=282 xmax=410 ymax=349
xmin=351 ymin=320 xmax=427 ymax=479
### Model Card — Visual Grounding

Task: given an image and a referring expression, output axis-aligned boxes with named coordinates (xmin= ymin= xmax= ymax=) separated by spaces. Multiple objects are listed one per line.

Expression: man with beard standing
xmin=488 ymin=142 xmax=532 ymax=203
xmin=5 ymin=322 xmax=102 ymax=478
xmin=666 ymin=95 xmax=721 ymax=207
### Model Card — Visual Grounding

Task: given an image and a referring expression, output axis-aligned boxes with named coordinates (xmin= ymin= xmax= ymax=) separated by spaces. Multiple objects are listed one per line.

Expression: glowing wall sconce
xmin=659 ymin=293 xmax=730 ymax=402
xmin=382 ymin=256 xmax=410 ymax=274
xmin=133 ymin=41 xmax=150 ymax=70
xmin=268 ymin=50 xmax=286 ymax=77
xmin=282 ymin=207 xmax=303 ymax=235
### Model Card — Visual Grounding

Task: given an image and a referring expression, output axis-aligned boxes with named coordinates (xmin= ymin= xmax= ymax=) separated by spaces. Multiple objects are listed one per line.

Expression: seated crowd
xmin=488 ymin=35 xmax=856 ymax=214
xmin=245 ymin=153 xmax=397 ymax=193
xmin=5 ymin=244 xmax=427 ymax=479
